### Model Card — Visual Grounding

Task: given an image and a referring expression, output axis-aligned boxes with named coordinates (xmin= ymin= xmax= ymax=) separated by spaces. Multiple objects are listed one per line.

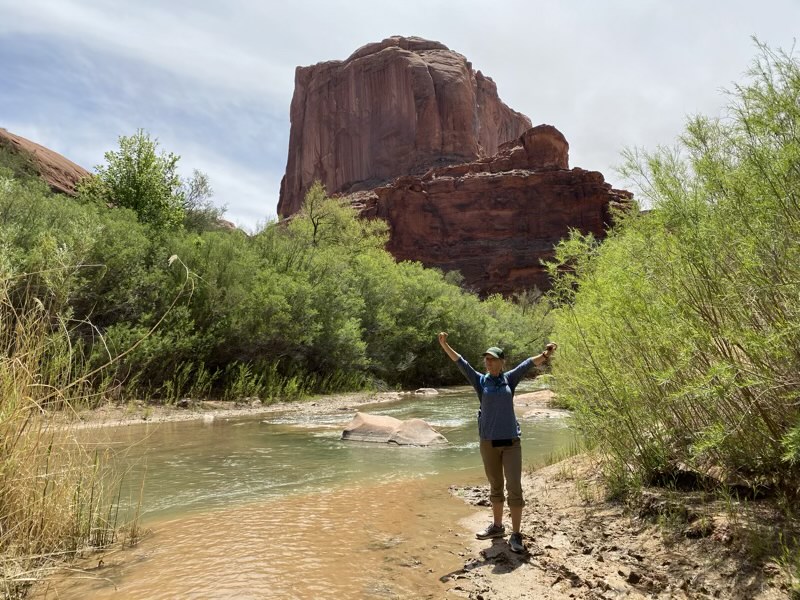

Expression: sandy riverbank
xmin=446 ymin=454 xmax=795 ymax=598
xmin=56 ymin=386 xmax=566 ymax=431
xmin=54 ymin=389 xmax=411 ymax=430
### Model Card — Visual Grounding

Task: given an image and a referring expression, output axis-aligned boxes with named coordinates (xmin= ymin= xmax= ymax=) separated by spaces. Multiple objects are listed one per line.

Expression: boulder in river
xmin=341 ymin=412 xmax=448 ymax=446
xmin=414 ymin=388 xmax=439 ymax=395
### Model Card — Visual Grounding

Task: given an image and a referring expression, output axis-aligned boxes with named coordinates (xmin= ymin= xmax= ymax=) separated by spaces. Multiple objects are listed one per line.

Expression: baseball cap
xmin=483 ymin=346 xmax=505 ymax=359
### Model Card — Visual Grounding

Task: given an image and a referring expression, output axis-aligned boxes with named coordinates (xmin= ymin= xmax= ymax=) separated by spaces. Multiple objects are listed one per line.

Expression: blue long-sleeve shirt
xmin=456 ymin=356 xmax=535 ymax=440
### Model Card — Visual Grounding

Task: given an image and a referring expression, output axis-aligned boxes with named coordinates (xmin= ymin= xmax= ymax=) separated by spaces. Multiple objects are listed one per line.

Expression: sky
xmin=1 ymin=1 xmax=798 ymax=231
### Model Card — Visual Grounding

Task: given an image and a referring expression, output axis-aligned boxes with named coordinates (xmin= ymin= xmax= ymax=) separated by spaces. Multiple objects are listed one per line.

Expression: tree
xmin=89 ymin=129 xmax=186 ymax=228
xmin=180 ymin=169 xmax=227 ymax=232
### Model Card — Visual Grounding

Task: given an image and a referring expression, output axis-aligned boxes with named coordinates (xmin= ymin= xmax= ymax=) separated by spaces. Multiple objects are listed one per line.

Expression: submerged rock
xmin=414 ymin=387 xmax=439 ymax=395
xmin=341 ymin=411 xmax=448 ymax=446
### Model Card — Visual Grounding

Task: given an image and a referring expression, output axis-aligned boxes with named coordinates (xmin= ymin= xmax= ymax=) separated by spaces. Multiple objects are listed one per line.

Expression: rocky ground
xmin=446 ymin=453 xmax=796 ymax=599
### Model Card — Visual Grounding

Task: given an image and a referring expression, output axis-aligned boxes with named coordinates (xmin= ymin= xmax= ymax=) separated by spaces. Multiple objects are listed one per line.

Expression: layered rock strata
xmin=278 ymin=36 xmax=531 ymax=217
xmin=0 ymin=128 xmax=89 ymax=195
xmin=352 ymin=125 xmax=633 ymax=295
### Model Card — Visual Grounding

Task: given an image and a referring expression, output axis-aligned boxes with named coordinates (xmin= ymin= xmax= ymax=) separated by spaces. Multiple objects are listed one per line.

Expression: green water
xmin=102 ymin=384 xmax=574 ymax=523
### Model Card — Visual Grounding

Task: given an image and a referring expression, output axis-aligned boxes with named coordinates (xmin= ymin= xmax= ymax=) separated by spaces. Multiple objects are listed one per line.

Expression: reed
xmin=0 ymin=277 xmax=131 ymax=598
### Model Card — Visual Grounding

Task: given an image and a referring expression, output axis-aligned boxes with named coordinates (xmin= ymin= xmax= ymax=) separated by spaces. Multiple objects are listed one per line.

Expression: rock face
xmin=0 ymin=128 xmax=90 ymax=195
xmin=352 ymin=125 xmax=633 ymax=295
xmin=341 ymin=412 xmax=448 ymax=446
xmin=278 ymin=36 xmax=531 ymax=217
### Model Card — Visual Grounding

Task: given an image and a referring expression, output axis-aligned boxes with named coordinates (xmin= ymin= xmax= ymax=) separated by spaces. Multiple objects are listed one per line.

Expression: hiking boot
xmin=508 ymin=532 xmax=526 ymax=553
xmin=475 ymin=523 xmax=505 ymax=540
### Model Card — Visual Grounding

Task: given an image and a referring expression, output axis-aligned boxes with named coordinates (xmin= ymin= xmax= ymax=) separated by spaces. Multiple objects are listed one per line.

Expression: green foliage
xmin=550 ymin=41 xmax=800 ymax=495
xmin=180 ymin=168 xmax=227 ymax=232
xmin=782 ymin=419 xmax=800 ymax=466
xmin=81 ymin=129 xmax=186 ymax=229
xmin=0 ymin=169 xmax=550 ymax=401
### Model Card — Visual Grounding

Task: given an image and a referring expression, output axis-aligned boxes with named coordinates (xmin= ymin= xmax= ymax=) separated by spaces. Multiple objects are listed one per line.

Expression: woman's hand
xmin=438 ymin=332 xmax=459 ymax=361
xmin=533 ymin=342 xmax=557 ymax=366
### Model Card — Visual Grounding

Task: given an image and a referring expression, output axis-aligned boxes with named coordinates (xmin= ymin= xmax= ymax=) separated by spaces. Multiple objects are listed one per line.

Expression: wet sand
xmin=32 ymin=475 xmax=478 ymax=599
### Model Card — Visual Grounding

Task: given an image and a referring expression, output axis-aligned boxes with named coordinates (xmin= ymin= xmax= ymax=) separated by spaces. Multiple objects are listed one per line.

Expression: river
xmin=34 ymin=385 xmax=574 ymax=599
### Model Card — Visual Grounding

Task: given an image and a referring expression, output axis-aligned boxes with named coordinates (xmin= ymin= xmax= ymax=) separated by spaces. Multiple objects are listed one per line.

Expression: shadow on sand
xmin=440 ymin=535 xmax=545 ymax=582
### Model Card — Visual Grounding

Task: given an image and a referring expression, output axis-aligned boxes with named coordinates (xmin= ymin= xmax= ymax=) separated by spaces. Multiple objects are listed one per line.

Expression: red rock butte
xmin=0 ymin=128 xmax=90 ymax=195
xmin=352 ymin=125 xmax=632 ymax=295
xmin=278 ymin=36 xmax=532 ymax=217
xmin=278 ymin=36 xmax=633 ymax=295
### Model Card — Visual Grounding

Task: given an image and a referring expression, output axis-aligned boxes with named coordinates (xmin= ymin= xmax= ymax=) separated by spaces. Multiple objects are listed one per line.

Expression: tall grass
xmin=549 ymin=41 xmax=800 ymax=498
xmin=0 ymin=277 xmax=127 ymax=598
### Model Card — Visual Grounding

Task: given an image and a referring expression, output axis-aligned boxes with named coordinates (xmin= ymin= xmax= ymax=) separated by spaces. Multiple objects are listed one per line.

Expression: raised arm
xmin=531 ymin=342 xmax=558 ymax=367
xmin=438 ymin=332 xmax=460 ymax=361
xmin=505 ymin=342 xmax=559 ymax=388
xmin=439 ymin=332 xmax=483 ymax=394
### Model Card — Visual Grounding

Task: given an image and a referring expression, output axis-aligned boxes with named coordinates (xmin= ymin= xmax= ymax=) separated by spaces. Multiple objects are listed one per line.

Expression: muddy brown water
xmin=33 ymin=386 xmax=574 ymax=599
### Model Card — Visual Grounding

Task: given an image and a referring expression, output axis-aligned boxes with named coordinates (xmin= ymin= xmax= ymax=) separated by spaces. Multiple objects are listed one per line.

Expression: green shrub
xmin=1 ymin=167 xmax=550 ymax=401
xmin=550 ymin=41 xmax=800 ymax=495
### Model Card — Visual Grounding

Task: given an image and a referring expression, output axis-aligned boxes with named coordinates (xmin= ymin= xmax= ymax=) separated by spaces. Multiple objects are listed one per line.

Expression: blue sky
xmin=1 ymin=0 xmax=798 ymax=230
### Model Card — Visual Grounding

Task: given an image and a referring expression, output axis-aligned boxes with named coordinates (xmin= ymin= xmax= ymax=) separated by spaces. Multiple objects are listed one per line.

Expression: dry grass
xmin=0 ymin=278 xmax=135 ymax=599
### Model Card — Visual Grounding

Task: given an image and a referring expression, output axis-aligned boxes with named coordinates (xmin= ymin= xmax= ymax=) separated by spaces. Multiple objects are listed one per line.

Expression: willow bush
xmin=550 ymin=42 xmax=800 ymax=496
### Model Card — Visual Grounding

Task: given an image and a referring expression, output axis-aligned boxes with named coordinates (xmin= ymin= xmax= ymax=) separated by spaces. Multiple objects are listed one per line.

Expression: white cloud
xmin=0 ymin=0 xmax=294 ymax=103
xmin=177 ymin=144 xmax=282 ymax=232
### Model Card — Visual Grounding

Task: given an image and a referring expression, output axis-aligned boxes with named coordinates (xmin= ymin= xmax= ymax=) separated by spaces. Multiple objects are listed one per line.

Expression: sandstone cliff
xmin=0 ymin=128 xmax=89 ymax=195
xmin=278 ymin=36 xmax=531 ymax=217
xmin=351 ymin=125 xmax=633 ymax=296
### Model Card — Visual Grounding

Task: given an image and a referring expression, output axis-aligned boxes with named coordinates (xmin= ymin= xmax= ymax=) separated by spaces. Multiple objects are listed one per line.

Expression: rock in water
xmin=341 ymin=411 xmax=448 ymax=446
xmin=414 ymin=388 xmax=439 ymax=395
